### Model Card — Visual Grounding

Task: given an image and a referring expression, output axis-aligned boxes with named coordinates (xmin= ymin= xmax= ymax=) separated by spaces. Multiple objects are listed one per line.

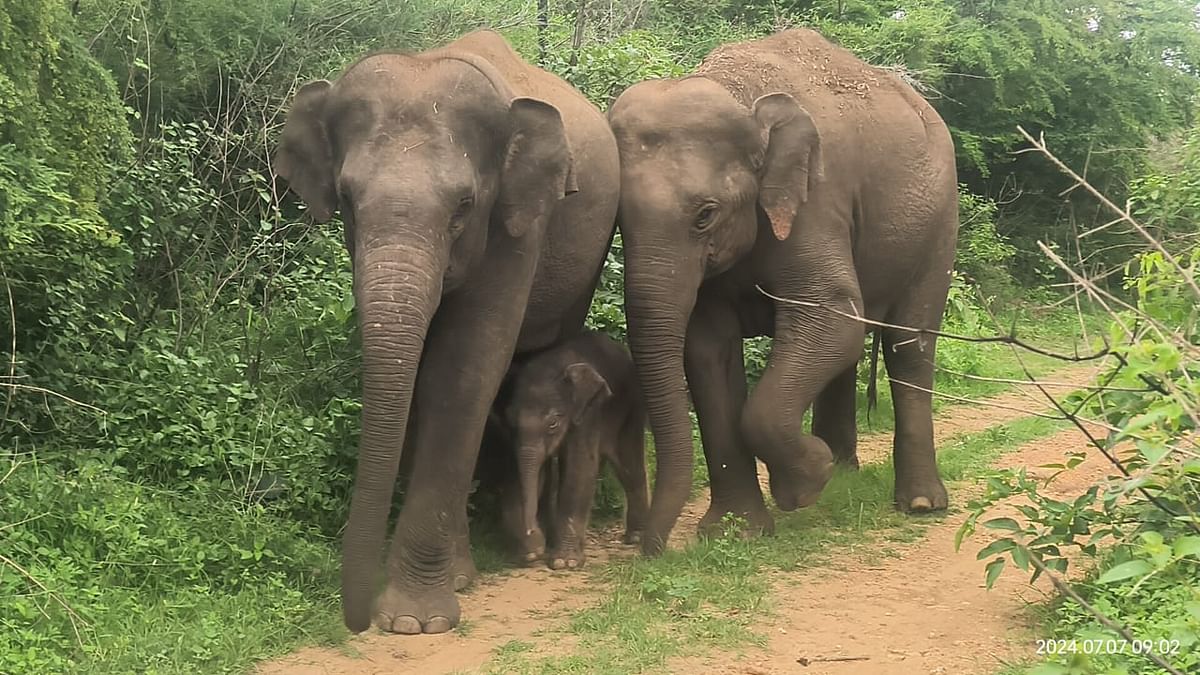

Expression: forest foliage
xmin=2 ymin=0 xmax=1200 ymax=672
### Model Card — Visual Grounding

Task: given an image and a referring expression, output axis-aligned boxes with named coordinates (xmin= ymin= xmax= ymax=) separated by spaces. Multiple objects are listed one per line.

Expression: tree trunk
xmin=569 ymin=0 xmax=587 ymax=69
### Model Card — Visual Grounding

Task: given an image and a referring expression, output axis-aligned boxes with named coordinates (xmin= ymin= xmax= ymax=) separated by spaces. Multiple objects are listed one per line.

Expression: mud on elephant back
xmin=272 ymin=29 xmax=619 ymax=635
xmin=608 ymin=27 xmax=959 ymax=555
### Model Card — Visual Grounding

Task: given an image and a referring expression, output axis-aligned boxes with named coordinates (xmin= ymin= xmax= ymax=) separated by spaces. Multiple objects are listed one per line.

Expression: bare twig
xmin=1017 ymin=126 xmax=1200 ymax=302
xmin=933 ymin=366 xmax=1149 ymax=393
xmin=0 ymin=383 xmax=106 ymax=416
xmin=1 ymin=263 xmax=16 ymax=425
xmin=889 ymin=376 xmax=1119 ymax=434
xmin=797 ymin=655 xmax=870 ymax=666
xmin=0 ymin=552 xmax=88 ymax=647
xmin=755 ymin=285 xmax=1109 ymax=362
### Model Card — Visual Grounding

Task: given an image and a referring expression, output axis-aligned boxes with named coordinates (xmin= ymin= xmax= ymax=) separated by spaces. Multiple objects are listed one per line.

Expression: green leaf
xmin=1185 ymin=601 xmax=1200 ymax=621
xmin=984 ymin=557 xmax=1006 ymax=589
xmin=983 ymin=517 xmax=1022 ymax=532
xmin=1011 ymin=545 xmax=1031 ymax=571
xmin=1095 ymin=559 xmax=1153 ymax=584
xmin=977 ymin=538 xmax=1016 ymax=560
xmin=1139 ymin=531 xmax=1164 ymax=547
xmin=1172 ymin=536 xmax=1200 ymax=559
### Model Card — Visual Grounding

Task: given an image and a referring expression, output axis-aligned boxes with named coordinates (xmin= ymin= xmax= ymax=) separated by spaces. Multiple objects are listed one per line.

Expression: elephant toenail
xmin=424 ymin=616 xmax=452 ymax=634
xmin=391 ymin=615 xmax=423 ymax=635
xmin=910 ymin=496 xmax=933 ymax=511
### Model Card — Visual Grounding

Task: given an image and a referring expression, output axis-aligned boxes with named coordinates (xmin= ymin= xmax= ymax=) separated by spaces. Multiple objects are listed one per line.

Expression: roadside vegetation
xmin=2 ymin=1 xmax=1198 ymax=673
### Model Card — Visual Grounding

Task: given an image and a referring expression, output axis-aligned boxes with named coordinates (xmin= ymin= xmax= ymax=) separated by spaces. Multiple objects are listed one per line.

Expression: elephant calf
xmin=492 ymin=329 xmax=649 ymax=569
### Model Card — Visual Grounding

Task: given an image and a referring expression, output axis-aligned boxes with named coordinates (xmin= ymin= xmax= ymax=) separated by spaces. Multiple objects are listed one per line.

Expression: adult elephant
xmin=273 ymin=29 xmax=619 ymax=634
xmin=607 ymin=28 xmax=959 ymax=555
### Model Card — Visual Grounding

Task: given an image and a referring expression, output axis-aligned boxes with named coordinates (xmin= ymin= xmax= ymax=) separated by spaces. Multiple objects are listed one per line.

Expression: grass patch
xmin=478 ymin=414 xmax=1070 ymax=674
xmin=0 ymin=459 xmax=346 ymax=674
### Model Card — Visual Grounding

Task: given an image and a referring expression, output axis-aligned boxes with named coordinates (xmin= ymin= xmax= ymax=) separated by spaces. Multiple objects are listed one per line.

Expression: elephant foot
xmin=697 ymin=499 xmax=774 ymax=539
xmin=765 ymin=436 xmax=834 ymax=512
xmin=832 ymin=452 xmax=860 ymax=470
xmin=895 ymin=472 xmax=948 ymax=513
xmin=517 ymin=527 xmax=547 ymax=565
xmin=374 ymin=579 xmax=461 ymax=635
xmin=451 ymin=549 xmax=478 ymax=592
xmin=547 ymin=544 xmax=586 ymax=570
xmin=640 ymin=529 xmax=668 ymax=557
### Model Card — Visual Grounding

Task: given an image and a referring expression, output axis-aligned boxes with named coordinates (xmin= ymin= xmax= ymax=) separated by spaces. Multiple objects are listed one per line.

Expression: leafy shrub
xmin=958 ymin=246 xmax=1200 ymax=674
xmin=957 ymin=188 xmax=1017 ymax=295
xmin=0 ymin=456 xmax=341 ymax=673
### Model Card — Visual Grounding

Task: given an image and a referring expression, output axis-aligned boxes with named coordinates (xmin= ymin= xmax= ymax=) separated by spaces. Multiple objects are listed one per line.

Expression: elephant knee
xmin=740 ymin=397 xmax=789 ymax=459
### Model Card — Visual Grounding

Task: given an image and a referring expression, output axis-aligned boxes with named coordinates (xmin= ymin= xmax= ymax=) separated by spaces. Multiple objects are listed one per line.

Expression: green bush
xmin=958 ymin=247 xmax=1200 ymax=674
xmin=956 ymin=188 xmax=1017 ymax=296
xmin=0 ymin=456 xmax=341 ymax=674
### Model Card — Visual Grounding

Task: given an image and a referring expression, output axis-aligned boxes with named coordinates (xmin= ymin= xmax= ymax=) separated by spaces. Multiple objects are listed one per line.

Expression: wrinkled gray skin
xmin=273 ymin=29 xmax=619 ymax=634
xmin=491 ymin=330 xmax=649 ymax=570
xmin=608 ymin=28 xmax=959 ymax=555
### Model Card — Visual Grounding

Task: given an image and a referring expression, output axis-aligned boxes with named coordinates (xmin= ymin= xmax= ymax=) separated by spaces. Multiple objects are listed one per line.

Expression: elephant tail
xmin=866 ymin=330 xmax=882 ymax=423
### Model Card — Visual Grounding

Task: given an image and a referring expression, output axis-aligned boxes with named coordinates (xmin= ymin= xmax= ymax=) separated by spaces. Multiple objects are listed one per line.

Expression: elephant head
xmin=606 ymin=76 xmax=822 ymax=554
xmin=273 ymin=51 xmax=577 ymax=632
xmin=500 ymin=358 xmax=612 ymax=557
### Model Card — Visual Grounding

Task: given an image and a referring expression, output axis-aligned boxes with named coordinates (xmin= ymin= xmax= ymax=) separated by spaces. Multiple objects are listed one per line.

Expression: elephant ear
xmin=496 ymin=98 xmax=577 ymax=238
xmin=563 ymin=362 xmax=612 ymax=425
xmin=274 ymin=80 xmax=337 ymax=223
xmin=753 ymin=92 xmax=823 ymax=241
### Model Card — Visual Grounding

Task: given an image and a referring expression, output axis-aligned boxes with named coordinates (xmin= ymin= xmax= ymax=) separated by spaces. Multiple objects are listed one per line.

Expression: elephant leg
xmin=882 ymin=280 xmax=950 ymax=513
xmin=812 ymin=361 xmax=860 ymax=468
xmin=684 ymin=296 xmax=772 ymax=537
xmin=548 ymin=434 xmax=601 ymax=570
xmin=539 ymin=455 xmax=559 ymax=549
xmin=741 ymin=249 xmax=865 ymax=512
xmin=376 ymin=254 xmax=539 ymax=635
xmin=610 ymin=409 xmax=649 ymax=544
xmin=450 ymin=492 xmax=478 ymax=591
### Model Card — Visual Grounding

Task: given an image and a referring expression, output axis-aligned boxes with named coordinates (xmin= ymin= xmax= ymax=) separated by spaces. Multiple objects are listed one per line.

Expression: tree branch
xmin=755 ymin=285 xmax=1110 ymax=362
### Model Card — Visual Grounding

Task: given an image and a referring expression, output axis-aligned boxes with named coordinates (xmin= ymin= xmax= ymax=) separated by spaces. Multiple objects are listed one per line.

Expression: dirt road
xmin=260 ymin=364 xmax=1109 ymax=675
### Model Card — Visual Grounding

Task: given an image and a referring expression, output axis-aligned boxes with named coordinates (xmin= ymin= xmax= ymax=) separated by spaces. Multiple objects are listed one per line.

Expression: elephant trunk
xmin=623 ymin=245 xmax=700 ymax=556
xmin=341 ymin=232 xmax=447 ymax=633
xmin=517 ymin=446 xmax=543 ymax=538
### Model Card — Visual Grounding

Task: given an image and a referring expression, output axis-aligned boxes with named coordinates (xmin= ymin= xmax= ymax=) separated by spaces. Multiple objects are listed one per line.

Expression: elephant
xmin=489 ymin=329 xmax=649 ymax=569
xmin=606 ymin=28 xmax=959 ymax=555
xmin=272 ymin=29 xmax=619 ymax=634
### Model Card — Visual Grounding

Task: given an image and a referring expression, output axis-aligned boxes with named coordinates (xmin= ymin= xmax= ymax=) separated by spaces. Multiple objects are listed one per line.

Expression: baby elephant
xmin=495 ymin=329 xmax=649 ymax=570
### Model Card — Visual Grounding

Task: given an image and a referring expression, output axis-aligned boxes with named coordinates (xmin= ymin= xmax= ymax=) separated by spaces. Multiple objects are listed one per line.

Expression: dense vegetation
xmin=2 ymin=0 xmax=1198 ymax=672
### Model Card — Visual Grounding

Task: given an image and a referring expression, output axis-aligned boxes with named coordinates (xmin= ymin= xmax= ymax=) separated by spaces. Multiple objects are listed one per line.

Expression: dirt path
xmin=259 ymin=364 xmax=1108 ymax=675
xmin=674 ymin=425 xmax=1112 ymax=675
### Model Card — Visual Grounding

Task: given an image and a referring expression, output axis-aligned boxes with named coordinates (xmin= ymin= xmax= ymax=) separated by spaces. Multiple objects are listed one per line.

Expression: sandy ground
xmin=259 ymin=364 xmax=1112 ymax=675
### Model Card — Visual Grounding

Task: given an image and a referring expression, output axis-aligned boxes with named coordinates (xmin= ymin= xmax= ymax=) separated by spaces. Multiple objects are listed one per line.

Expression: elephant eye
xmin=694 ymin=202 xmax=719 ymax=231
xmin=451 ymin=196 xmax=474 ymax=222
xmin=547 ymin=414 xmax=562 ymax=431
